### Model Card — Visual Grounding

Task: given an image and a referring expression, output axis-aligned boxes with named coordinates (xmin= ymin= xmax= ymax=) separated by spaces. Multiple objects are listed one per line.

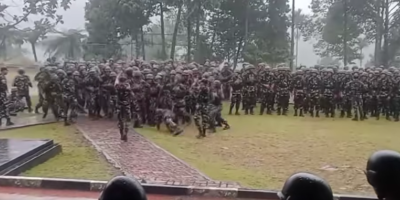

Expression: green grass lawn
xmin=1 ymin=124 xmax=120 ymax=180
xmin=138 ymin=103 xmax=400 ymax=196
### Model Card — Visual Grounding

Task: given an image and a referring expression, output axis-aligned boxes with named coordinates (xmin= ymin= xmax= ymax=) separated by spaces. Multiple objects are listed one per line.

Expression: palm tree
xmin=41 ymin=29 xmax=86 ymax=60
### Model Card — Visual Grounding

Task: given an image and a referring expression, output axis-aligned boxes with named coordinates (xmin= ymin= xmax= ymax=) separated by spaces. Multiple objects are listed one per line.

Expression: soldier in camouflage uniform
xmin=306 ymin=69 xmax=321 ymax=117
xmin=377 ymin=70 xmax=393 ymax=120
xmin=242 ymin=65 xmax=257 ymax=115
xmin=8 ymin=87 xmax=24 ymax=114
xmin=154 ymin=108 xmax=183 ymax=136
xmin=228 ymin=70 xmax=242 ymax=115
xmin=208 ymin=80 xmax=230 ymax=133
xmin=42 ymin=74 xmax=63 ymax=120
xmin=115 ymin=74 xmax=132 ymax=141
xmin=194 ymin=79 xmax=210 ymax=139
xmin=83 ymin=69 xmax=102 ymax=119
xmin=292 ymin=70 xmax=305 ymax=117
xmin=259 ymin=67 xmax=275 ymax=115
xmin=321 ymin=68 xmax=336 ymax=118
xmin=61 ymin=70 xmax=77 ymax=126
xmin=275 ymin=67 xmax=291 ymax=116
xmin=13 ymin=68 xmax=33 ymax=112
xmin=0 ymin=67 xmax=13 ymax=126
xmin=345 ymin=71 xmax=366 ymax=121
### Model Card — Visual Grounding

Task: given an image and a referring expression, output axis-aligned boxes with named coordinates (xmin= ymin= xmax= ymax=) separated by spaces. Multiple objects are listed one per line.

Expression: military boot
xmin=352 ymin=114 xmax=359 ymax=121
xmin=6 ymin=118 xmax=14 ymax=126
xmin=340 ymin=110 xmax=345 ymax=118
xmin=299 ymin=109 xmax=304 ymax=117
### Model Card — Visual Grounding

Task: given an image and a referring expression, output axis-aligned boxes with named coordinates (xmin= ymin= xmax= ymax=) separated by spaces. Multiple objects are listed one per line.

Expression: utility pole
xmin=290 ymin=0 xmax=295 ymax=71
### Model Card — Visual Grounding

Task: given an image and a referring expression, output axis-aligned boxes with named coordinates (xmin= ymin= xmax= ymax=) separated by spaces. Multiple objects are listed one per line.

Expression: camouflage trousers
xmin=62 ymin=94 xmax=77 ymax=123
xmin=0 ymin=92 xmax=10 ymax=119
xmin=117 ymin=103 xmax=131 ymax=141
xmin=208 ymin=104 xmax=228 ymax=131
xmin=194 ymin=105 xmax=210 ymax=137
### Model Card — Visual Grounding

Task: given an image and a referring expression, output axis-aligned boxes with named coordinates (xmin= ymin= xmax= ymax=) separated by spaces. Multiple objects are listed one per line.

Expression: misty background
xmin=3 ymin=0 xmax=374 ymax=66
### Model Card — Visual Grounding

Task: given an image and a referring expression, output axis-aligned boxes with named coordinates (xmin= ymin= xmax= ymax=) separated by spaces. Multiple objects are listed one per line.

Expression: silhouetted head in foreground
xmin=366 ymin=150 xmax=400 ymax=200
xmin=99 ymin=176 xmax=147 ymax=200
xmin=278 ymin=172 xmax=333 ymax=200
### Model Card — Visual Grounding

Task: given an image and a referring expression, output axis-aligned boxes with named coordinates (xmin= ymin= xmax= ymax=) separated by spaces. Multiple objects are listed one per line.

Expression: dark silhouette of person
xmin=99 ymin=176 xmax=147 ymax=200
xmin=366 ymin=150 xmax=400 ymax=200
xmin=278 ymin=172 xmax=334 ymax=200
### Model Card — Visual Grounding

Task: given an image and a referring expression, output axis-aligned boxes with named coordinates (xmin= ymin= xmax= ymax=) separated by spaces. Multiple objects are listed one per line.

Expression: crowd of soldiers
xmin=100 ymin=149 xmax=400 ymax=200
xmin=1 ymin=59 xmax=400 ymax=140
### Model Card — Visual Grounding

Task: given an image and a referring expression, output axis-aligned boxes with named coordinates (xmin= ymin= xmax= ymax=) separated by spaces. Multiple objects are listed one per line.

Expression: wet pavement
xmin=0 ymin=115 xmax=55 ymax=131
xmin=77 ymin=119 xmax=240 ymax=187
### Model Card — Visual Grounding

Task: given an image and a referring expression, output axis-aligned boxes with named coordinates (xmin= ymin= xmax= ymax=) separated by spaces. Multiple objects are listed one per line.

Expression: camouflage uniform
xmin=61 ymin=71 xmax=77 ymax=125
xmin=194 ymin=79 xmax=210 ymax=138
xmin=13 ymin=68 xmax=33 ymax=112
xmin=115 ymin=75 xmax=132 ymax=141
xmin=154 ymin=108 xmax=183 ymax=136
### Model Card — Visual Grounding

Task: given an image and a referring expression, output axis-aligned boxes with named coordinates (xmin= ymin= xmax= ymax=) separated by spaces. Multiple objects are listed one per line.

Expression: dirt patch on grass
xmin=139 ymin=104 xmax=398 ymax=196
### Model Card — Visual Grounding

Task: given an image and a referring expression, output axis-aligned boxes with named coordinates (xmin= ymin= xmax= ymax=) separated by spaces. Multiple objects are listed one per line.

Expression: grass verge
xmin=1 ymin=124 xmax=120 ymax=180
xmin=138 ymin=103 xmax=400 ymax=196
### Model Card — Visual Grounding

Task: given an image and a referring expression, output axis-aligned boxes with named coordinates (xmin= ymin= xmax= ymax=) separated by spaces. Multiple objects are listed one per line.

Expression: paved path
xmin=0 ymin=115 xmax=55 ymax=131
xmin=77 ymin=119 xmax=240 ymax=188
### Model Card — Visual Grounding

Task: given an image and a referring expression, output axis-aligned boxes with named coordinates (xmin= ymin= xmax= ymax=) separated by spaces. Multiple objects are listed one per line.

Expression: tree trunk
xmin=382 ymin=0 xmax=389 ymax=67
xmin=233 ymin=37 xmax=244 ymax=70
xmin=135 ymin=31 xmax=140 ymax=59
xmin=186 ymin=14 xmax=192 ymax=62
xmin=130 ymin=36 xmax=134 ymax=59
xmin=241 ymin=0 xmax=249 ymax=60
xmin=31 ymin=42 xmax=38 ymax=62
xmin=141 ymin=26 xmax=146 ymax=60
xmin=170 ymin=3 xmax=183 ymax=60
xmin=296 ymin=28 xmax=299 ymax=67
xmin=290 ymin=0 xmax=295 ymax=70
xmin=360 ymin=48 xmax=363 ymax=67
xmin=374 ymin=0 xmax=383 ymax=65
xmin=194 ymin=1 xmax=201 ymax=62
xmin=343 ymin=0 xmax=348 ymax=66
xmin=159 ymin=2 xmax=167 ymax=59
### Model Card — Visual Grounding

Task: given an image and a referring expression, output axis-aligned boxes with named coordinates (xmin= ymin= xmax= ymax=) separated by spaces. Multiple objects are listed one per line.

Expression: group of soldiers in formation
xmin=100 ymin=149 xmax=400 ymax=200
xmin=2 ymin=59 xmax=400 ymax=139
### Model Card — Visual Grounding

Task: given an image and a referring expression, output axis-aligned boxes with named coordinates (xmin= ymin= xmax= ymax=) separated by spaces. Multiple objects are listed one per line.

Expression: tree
xmin=317 ymin=56 xmax=341 ymax=66
xmin=303 ymin=0 xmax=362 ymax=64
xmin=22 ymin=19 xmax=58 ymax=62
xmin=41 ymin=29 xmax=86 ymax=60
xmin=0 ymin=0 xmax=71 ymax=31
xmin=85 ymin=0 xmax=124 ymax=59
xmin=0 ymin=0 xmax=72 ymax=61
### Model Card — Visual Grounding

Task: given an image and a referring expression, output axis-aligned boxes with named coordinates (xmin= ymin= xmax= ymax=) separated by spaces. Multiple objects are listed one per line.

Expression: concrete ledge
xmin=0 ymin=176 xmax=377 ymax=200
xmin=0 ymin=121 xmax=57 ymax=131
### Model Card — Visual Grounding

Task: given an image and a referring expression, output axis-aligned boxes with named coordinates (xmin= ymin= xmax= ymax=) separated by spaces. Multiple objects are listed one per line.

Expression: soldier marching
xmin=3 ymin=60 xmax=400 ymax=141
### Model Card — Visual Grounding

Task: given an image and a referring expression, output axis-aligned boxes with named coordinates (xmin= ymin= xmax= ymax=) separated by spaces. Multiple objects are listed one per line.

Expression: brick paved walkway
xmin=77 ymin=119 xmax=240 ymax=188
